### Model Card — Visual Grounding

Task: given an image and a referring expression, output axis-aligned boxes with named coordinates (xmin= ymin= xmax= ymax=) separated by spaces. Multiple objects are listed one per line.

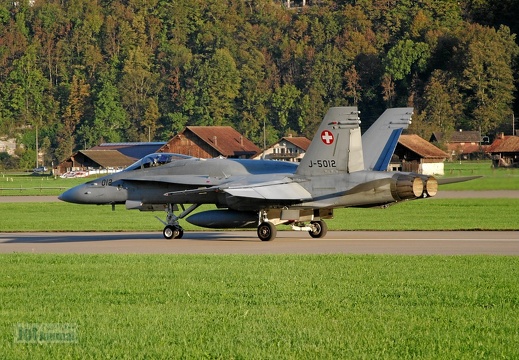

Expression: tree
xmin=456 ymin=24 xmax=518 ymax=133
xmin=119 ymin=46 xmax=162 ymax=140
xmin=77 ymin=73 xmax=128 ymax=147
xmin=384 ymin=39 xmax=430 ymax=81
xmin=271 ymin=83 xmax=301 ymax=135
xmin=142 ymin=97 xmax=160 ymax=142
xmin=183 ymin=48 xmax=241 ymax=126
xmin=412 ymin=69 xmax=461 ymax=138
xmin=344 ymin=65 xmax=361 ymax=105
xmin=55 ymin=74 xmax=90 ymax=161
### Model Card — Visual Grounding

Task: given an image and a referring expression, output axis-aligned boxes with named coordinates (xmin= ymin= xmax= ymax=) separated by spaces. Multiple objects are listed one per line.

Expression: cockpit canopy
xmin=124 ymin=153 xmax=194 ymax=171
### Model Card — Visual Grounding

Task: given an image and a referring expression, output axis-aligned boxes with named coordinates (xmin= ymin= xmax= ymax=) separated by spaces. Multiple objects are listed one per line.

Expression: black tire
xmin=163 ymin=225 xmax=182 ymax=239
xmin=257 ymin=222 xmax=277 ymax=241
xmin=309 ymin=220 xmax=327 ymax=239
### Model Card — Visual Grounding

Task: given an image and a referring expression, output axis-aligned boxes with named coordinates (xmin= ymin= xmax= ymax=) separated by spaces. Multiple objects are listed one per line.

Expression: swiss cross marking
xmin=321 ymin=130 xmax=334 ymax=145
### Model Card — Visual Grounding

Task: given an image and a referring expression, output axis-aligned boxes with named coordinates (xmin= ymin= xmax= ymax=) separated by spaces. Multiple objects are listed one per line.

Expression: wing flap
xmin=163 ymin=179 xmax=312 ymax=201
xmin=225 ymin=182 xmax=312 ymax=200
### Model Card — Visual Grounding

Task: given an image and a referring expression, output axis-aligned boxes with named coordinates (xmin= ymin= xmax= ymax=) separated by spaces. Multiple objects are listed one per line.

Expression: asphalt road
xmin=1 ymin=192 xmax=518 ymax=255
xmin=1 ymin=231 xmax=518 ymax=255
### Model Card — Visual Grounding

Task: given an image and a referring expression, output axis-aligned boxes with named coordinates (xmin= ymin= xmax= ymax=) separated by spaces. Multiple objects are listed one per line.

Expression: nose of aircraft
xmin=59 ymin=181 xmax=128 ymax=204
xmin=58 ymin=184 xmax=92 ymax=204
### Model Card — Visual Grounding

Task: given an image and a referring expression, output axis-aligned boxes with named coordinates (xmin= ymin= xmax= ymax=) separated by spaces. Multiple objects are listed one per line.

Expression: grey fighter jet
xmin=60 ymin=107 xmax=439 ymax=241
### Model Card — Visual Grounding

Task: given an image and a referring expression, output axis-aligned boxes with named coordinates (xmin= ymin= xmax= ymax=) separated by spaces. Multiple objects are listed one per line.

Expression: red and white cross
xmin=320 ymin=130 xmax=334 ymax=145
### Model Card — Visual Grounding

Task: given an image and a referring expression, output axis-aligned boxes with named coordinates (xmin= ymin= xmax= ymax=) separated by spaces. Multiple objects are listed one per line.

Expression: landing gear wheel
xmin=309 ymin=220 xmax=327 ymax=239
xmin=163 ymin=225 xmax=183 ymax=239
xmin=257 ymin=222 xmax=277 ymax=241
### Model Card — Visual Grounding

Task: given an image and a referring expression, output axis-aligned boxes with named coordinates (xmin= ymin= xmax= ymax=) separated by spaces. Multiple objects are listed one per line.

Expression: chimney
xmin=212 ymin=136 xmax=217 ymax=146
xmin=239 ymin=136 xmax=243 ymax=146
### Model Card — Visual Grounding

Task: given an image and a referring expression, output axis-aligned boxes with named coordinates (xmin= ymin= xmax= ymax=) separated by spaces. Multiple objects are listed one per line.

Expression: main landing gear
xmin=158 ymin=203 xmax=200 ymax=239
xmin=256 ymin=211 xmax=328 ymax=241
xmin=256 ymin=220 xmax=327 ymax=241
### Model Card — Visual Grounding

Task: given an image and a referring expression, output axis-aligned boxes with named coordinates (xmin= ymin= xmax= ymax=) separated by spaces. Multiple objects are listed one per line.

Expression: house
xmin=55 ymin=127 xmax=259 ymax=175
xmin=54 ymin=142 xmax=165 ymax=176
xmin=486 ymin=133 xmax=519 ymax=168
xmin=55 ymin=150 xmax=136 ymax=176
xmin=253 ymin=135 xmax=311 ymax=162
xmin=158 ymin=126 xmax=260 ymax=159
xmin=430 ymin=130 xmax=483 ymax=160
xmin=391 ymin=134 xmax=449 ymax=175
xmin=89 ymin=142 xmax=166 ymax=160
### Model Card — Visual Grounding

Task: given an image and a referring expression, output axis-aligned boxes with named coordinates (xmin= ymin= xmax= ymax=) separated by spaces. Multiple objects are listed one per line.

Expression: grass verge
xmin=1 ymin=254 xmax=518 ymax=359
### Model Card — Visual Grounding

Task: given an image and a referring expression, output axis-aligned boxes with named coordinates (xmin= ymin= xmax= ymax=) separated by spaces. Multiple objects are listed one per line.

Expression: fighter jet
xmin=60 ymin=107 xmax=439 ymax=241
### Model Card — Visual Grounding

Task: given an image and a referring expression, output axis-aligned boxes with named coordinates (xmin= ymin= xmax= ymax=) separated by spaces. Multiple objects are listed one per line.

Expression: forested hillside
xmin=0 ymin=0 xmax=518 ymax=168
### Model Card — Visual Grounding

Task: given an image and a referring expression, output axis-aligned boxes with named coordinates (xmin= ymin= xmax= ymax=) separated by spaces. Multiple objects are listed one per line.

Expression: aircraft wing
xmin=114 ymin=175 xmax=222 ymax=186
xmin=164 ymin=178 xmax=312 ymax=201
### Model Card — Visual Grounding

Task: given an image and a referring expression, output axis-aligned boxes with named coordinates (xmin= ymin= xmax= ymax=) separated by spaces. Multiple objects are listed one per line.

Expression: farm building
xmin=390 ymin=134 xmax=449 ymax=175
xmin=158 ymin=126 xmax=260 ymax=159
xmin=430 ymin=130 xmax=484 ymax=160
xmin=486 ymin=133 xmax=519 ymax=168
xmin=54 ymin=142 xmax=165 ymax=176
xmin=253 ymin=135 xmax=311 ymax=162
xmin=55 ymin=150 xmax=135 ymax=176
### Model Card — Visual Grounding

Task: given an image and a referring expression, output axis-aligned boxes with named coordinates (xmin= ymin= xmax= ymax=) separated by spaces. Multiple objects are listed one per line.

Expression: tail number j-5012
xmin=308 ymin=160 xmax=336 ymax=168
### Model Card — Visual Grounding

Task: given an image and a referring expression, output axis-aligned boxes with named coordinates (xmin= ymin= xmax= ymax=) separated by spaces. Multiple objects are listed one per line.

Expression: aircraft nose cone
xmin=58 ymin=185 xmax=91 ymax=204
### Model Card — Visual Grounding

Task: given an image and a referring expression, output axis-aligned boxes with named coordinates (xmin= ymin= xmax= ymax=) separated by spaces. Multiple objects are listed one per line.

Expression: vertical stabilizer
xmin=362 ymin=108 xmax=413 ymax=171
xmin=297 ymin=107 xmax=362 ymax=176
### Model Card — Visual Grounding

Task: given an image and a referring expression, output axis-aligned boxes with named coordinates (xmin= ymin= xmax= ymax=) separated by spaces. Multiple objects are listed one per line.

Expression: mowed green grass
xmin=1 ymin=198 xmax=518 ymax=232
xmin=1 ymin=254 xmax=518 ymax=359
xmin=1 ymin=163 xmax=518 ymax=359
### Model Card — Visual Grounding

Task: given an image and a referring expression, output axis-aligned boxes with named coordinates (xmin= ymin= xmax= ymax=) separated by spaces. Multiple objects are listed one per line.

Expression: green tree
xmin=412 ymin=69 xmax=461 ymax=138
xmin=184 ymin=48 xmax=241 ymax=126
xmin=119 ymin=47 xmax=162 ymax=140
xmin=384 ymin=39 xmax=430 ymax=81
xmin=55 ymin=74 xmax=90 ymax=160
xmin=142 ymin=97 xmax=160 ymax=142
xmin=77 ymin=73 xmax=128 ymax=147
xmin=457 ymin=24 xmax=518 ymax=133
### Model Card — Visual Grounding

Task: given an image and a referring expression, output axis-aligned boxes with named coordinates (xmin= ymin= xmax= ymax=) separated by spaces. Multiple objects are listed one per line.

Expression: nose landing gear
xmin=157 ymin=203 xmax=200 ymax=239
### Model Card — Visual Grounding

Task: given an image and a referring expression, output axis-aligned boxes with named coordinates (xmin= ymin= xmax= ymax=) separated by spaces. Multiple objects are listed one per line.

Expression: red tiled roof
xmin=184 ymin=126 xmax=260 ymax=156
xmin=399 ymin=135 xmax=448 ymax=158
xmin=282 ymin=136 xmax=311 ymax=151
xmin=432 ymin=131 xmax=481 ymax=143
xmin=486 ymin=136 xmax=519 ymax=153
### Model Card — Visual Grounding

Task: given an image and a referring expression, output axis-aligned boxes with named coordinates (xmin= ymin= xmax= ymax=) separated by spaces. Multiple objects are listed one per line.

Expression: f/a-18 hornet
xmin=60 ymin=107 xmax=442 ymax=241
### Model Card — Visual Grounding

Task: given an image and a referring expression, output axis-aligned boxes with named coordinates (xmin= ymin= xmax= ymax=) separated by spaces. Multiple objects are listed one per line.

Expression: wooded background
xmin=0 ymin=0 xmax=518 ymax=168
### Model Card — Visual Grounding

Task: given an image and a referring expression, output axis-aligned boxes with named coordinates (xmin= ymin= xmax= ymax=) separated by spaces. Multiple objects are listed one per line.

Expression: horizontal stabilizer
xmin=437 ymin=176 xmax=482 ymax=185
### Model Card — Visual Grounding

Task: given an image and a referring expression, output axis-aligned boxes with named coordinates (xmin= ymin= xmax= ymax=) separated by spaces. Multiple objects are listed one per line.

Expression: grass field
xmin=1 ymin=254 xmax=518 ymax=359
xmin=1 ymin=162 xmax=518 ymax=359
